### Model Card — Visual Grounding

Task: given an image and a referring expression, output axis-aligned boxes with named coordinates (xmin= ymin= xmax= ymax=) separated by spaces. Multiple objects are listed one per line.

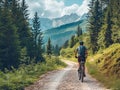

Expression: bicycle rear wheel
xmin=78 ymin=70 xmax=81 ymax=80
xmin=81 ymin=66 xmax=84 ymax=82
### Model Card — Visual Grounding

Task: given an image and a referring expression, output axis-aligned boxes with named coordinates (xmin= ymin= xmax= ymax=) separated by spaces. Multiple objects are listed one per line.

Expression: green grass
xmin=87 ymin=61 xmax=120 ymax=90
xmin=86 ymin=44 xmax=120 ymax=90
xmin=0 ymin=56 xmax=67 ymax=90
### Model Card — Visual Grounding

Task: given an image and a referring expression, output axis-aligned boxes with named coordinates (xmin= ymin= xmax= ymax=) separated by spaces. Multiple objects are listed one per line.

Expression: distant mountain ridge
xmin=29 ymin=13 xmax=88 ymax=46
xmin=43 ymin=18 xmax=88 ymax=46
xmin=29 ymin=13 xmax=80 ymax=31
xmin=52 ymin=13 xmax=80 ymax=28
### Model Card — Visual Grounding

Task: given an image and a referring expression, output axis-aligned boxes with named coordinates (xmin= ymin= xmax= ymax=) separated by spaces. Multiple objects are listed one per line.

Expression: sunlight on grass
xmin=0 ymin=56 xmax=66 ymax=90
xmin=86 ymin=44 xmax=120 ymax=90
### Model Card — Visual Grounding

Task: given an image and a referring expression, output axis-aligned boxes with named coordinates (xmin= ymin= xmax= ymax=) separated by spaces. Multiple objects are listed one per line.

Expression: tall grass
xmin=0 ymin=56 xmax=66 ymax=90
xmin=86 ymin=44 xmax=120 ymax=90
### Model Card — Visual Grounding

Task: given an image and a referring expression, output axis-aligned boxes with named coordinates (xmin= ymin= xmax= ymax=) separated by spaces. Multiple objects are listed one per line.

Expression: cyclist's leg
xmin=83 ymin=63 xmax=86 ymax=76
xmin=83 ymin=59 xmax=86 ymax=76
xmin=78 ymin=56 xmax=81 ymax=71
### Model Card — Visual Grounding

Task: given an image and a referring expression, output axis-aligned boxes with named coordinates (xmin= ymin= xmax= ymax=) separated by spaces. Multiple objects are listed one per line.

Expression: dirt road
xmin=25 ymin=60 xmax=109 ymax=90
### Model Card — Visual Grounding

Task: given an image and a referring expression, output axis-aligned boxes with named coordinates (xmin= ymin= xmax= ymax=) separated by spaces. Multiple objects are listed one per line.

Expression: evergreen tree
xmin=69 ymin=35 xmax=75 ymax=48
xmin=17 ymin=0 xmax=31 ymax=48
xmin=11 ymin=0 xmax=34 ymax=62
xmin=0 ymin=1 xmax=20 ymax=70
xmin=110 ymin=0 xmax=120 ymax=43
xmin=11 ymin=0 xmax=32 ymax=52
xmin=76 ymin=25 xmax=82 ymax=37
xmin=21 ymin=0 xmax=28 ymax=20
xmin=88 ymin=0 xmax=102 ymax=54
xmin=32 ymin=12 xmax=43 ymax=62
xmin=104 ymin=7 xmax=113 ymax=47
xmin=46 ymin=38 xmax=52 ymax=55
xmin=63 ymin=40 xmax=69 ymax=48
xmin=36 ymin=33 xmax=44 ymax=62
xmin=54 ymin=44 xmax=60 ymax=56
xmin=32 ymin=12 xmax=41 ymax=45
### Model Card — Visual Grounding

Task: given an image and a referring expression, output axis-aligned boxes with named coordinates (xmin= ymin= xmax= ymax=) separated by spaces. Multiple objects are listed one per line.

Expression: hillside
xmin=87 ymin=44 xmax=120 ymax=89
xmin=43 ymin=19 xmax=87 ymax=46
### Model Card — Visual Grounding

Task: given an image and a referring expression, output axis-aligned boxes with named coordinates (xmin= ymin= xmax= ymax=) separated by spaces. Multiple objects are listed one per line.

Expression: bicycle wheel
xmin=81 ymin=66 xmax=84 ymax=82
xmin=78 ymin=70 xmax=81 ymax=80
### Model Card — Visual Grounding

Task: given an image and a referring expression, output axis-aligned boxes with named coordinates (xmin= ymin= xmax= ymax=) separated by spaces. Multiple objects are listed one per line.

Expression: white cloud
xmin=76 ymin=0 xmax=90 ymax=16
xmin=61 ymin=4 xmax=79 ymax=16
xmin=25 ymin=0 xmax=90 ymax=19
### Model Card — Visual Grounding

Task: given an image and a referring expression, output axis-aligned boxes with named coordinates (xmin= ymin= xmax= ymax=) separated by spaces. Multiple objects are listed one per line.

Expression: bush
xmin=87 ymin=44 xmax=120 ymax=89
xmin=0 ymin=56 xmax=66 ymax=89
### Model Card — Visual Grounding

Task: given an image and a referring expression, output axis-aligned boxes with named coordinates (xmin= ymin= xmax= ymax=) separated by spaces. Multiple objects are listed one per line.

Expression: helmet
xmin=79 ymin=41 xmax=84 ymax=45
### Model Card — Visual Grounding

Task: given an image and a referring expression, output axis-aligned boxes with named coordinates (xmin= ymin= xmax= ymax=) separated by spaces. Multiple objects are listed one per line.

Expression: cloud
xmin=76 ymin=0 xmax=90 ymax=16
xmin=25 ymin=0 xmax=90 ymax=19
xmin=61 ymin=4 xmax=79 ymax=16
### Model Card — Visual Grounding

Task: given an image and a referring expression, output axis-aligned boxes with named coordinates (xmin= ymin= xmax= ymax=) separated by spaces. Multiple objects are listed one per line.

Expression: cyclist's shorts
xmin=78 ymin=56 xmax=86 ymax=63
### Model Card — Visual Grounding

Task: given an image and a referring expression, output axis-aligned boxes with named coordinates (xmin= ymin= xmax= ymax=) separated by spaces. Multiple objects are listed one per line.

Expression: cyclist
xmin=75 ymin=41 xmax=87 ymax=76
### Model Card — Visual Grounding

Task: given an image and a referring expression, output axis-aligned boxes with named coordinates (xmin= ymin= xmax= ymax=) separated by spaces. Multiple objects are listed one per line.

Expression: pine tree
xmin=21 ymin=0 xmax=29 ymax=20
xmin=104 ymin=8 xmax=113 ymax=47
xmin=36 ymin=33 xmax=44 ymax=62
xmin=16 ymin=0 xmax=31 ymax=48
xmin=88 ymin=0 xmax=102 ymax=54
xmin=0 ymin=0 xmax=20 ymax=70
xmin=76 ymin=25 xmax=82 ymax=37
xmin=63 ymin=40 xmax=69 ymax=48
xmin=54 ymin=44 xmax=60 ymax=56
xmin=11 ymin=0 xmax=31 ymax=49
xmin=46 ymin=38 xmax=52 ymax=55
xmin=69 ymin=35 xmax=75 ymax=48
xmin=11 ymin=0 xmax=34 ymax=63
xmin=110 ymin=0 xmax=120 ymax=43
xmin=32 ymin=12 xmax=41 ymax=45
xmin=32 ymin=12 xmax=43 ymax=62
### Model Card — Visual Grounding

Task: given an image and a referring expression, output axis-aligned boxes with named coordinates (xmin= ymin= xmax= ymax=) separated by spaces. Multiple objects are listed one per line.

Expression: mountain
xmin=80 ymin=13 xmax=88 ymax=20
xmin=29 ymin=13 xmax=88 ymax=47
xmin=43 ymin=19 xmax=88 ymax=46
xmin=29 ymin=18 xmax=53 ymax=31
xmin=39 ymin=18 xmax=52 ymax=31
xmin=52 ymin=13 xmax=80 ymax=28
xmin=29 ymin=13 xmax=80 ymax=31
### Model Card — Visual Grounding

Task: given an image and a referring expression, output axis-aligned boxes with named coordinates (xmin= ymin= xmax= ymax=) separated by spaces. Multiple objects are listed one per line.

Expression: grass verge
xmin=0 ymin=56 xmax=67 ymax=90
xmin=86 ymin=44 xmax=120 ymax=90
xmin=86 ymin=61 xmax=120 ymax=90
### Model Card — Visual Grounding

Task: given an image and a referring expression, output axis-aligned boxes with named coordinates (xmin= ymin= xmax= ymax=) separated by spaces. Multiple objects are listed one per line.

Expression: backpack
xmin=78 ymin=46 xmax=86 ymax=57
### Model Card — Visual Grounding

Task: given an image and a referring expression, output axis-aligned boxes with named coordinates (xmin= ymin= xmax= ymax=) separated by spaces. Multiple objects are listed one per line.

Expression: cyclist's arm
xmin=85 ymin=47 xmax=88 ymax=58
xmin=75 ymin=49 xmax=78 ymax=58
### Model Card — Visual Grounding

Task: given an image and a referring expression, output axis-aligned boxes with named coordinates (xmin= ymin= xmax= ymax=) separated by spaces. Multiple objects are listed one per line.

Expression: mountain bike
xmin=78 ymin=61 xmax=85 ymax=82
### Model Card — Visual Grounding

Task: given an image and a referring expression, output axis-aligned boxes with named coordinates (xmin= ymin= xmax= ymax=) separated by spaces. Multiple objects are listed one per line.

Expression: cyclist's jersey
xmin=77 ymin=45 xmax=87 ymax=57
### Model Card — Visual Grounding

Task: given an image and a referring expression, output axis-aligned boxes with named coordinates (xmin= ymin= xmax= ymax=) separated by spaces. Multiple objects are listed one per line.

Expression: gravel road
xmin=25 ymin=60 xmax=110 ymax=90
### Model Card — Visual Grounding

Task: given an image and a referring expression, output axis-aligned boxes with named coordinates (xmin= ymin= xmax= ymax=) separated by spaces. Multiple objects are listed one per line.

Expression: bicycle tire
xmin=78 ymin=70 xmax=81 ymax=80
xmin=81 ymin=64 xmax=84 ymax=82
xmin=81 ymin=68 xmax=84 ymax=82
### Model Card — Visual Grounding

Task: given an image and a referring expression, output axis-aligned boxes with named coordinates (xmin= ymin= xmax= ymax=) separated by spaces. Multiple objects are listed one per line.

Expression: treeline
xmin=88 ymin=0 xmax=120 ymax=54
xmin=46 ymin=37 xmax=60 ymax=56
xmin=0 ymin=0 xmax=44 ymax=70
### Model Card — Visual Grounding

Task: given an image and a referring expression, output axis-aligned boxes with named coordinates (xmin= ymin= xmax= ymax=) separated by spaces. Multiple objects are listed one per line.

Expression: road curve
xmin=25 ymin=60 xmax=110 ymax=90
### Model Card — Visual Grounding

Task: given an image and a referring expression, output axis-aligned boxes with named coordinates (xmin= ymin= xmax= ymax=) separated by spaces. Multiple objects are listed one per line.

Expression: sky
xmin=26 ymin=0 xmax=90 ymax=19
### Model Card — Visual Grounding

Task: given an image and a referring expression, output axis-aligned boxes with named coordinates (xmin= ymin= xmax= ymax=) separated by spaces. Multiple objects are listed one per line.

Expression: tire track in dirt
xmin=25 ymin=60 xmax=110 ymax=90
